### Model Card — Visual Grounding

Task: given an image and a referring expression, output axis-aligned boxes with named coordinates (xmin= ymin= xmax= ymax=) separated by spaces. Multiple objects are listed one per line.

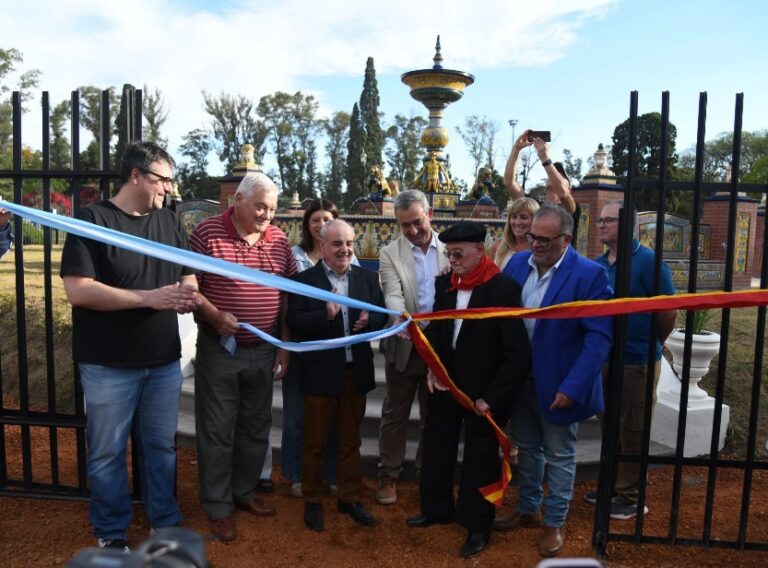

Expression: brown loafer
xmin=493 ymin=509 xmax=543 ymax=532
xmin=236 ymin=497 xmax=276 ymax=517
xmin=538 ymin=526 xmax=564 ymax=557
xmin=211 ymin=516 xmax=237 ymax=542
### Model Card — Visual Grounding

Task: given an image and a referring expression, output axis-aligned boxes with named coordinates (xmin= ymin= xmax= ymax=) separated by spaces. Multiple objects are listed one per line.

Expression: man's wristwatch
xmin=541 ymin=159 xmax=553 ymax=167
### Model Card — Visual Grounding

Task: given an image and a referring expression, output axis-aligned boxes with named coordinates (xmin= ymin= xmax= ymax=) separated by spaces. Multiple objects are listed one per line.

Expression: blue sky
xmin=2 ymin=0 xmax=766 ymax=189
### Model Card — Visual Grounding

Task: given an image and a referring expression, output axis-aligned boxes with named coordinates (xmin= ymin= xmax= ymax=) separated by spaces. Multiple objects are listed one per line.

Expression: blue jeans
xmin=281 ymin=364 xmax=337 ymax=483
xmin=512 ymin=379 xmax=578 ymax=528
xmin=80 ymin=361 xmax=183 ymax=540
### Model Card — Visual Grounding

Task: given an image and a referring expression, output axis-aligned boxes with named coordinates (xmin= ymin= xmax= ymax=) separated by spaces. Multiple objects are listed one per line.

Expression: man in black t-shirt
xmin=60 ymin=142 xmax=200 ymax=552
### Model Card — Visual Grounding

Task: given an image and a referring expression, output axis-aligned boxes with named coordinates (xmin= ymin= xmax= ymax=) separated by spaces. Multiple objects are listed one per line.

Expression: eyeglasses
xmin=595 ymin=216 xmax=619 ymax=226
xmin=443 ymin=249 xmax=466 ymax=260
xmin=142 ymin=169 xmax=175 ymax=188
xmin=525 ymin=232 xmax=566 ymax=247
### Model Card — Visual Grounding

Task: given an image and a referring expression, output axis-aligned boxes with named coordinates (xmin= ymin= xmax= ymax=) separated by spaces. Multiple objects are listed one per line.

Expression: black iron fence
xmin=0 ymin=89 xmax=141 ymax=500
xmin=594 ymin=91 xmax=768 ymax=556
xmin=0 ymin=87 xmax=767 ymax=559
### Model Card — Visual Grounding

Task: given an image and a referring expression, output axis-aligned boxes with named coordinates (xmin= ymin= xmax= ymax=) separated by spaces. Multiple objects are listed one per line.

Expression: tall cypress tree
xmin=114 ymin=83 xmax=136 ymax=170
xmin=346 ymin=102 xmax=366 ymax=202
xmin=359 ymin=57 xmax=382 ymax=168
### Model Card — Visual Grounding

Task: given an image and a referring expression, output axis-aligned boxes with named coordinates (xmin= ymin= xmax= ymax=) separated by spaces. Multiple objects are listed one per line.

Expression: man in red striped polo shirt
xmin=190 ymin=172 xmax=297 ymax=542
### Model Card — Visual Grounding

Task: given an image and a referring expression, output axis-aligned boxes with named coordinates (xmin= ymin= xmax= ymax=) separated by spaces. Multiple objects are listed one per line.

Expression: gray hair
xmin=235 ymin=172 xmax=278 ymax=198
xmin=319 ymin=218 xmax=355 ymax=241
xmin=535 ymin=203 xmax=574 ymax=236
xmin=393 ymin=189 xmax=430 ymax=214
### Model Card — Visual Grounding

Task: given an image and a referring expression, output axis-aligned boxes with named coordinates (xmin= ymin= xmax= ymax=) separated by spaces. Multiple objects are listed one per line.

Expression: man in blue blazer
xmin=496 ymin=204 xmax=613 ymax=557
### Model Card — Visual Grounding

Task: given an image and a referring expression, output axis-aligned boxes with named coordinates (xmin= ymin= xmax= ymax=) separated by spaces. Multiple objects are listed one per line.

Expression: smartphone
xmin=528 ymin=130 xmax=552 ymax=142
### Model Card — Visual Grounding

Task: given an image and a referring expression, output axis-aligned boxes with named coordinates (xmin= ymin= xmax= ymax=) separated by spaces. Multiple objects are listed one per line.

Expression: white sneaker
xmin=97 ymin=538 xmax=130 ymax=553
xmin=291 ymin=481 xmax=302 ymax=498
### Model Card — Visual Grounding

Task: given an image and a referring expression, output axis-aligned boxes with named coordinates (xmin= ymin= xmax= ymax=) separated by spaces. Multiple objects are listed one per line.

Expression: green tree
xmin=610 ymin=112 xmax=678 ymax=211
xmin=114 ymin=83 xmax=136 ymax=171
xmin=562 ymin=149 xmax=583 ymax=184
xmin=359 ymin=57 xmax=382 ymax=168
xmin=320 ymin=111 xmax=350 ymax=205
xmin=176 ymin=128 xmax=217 ymax=200
xmin=257 ymin=91 xmax=319 ymax=199
xmin=0 ymin=47 xmax=41 ymax=196
xmin=77 ymin=85 xmax=118 ymax=170
xmin=142 ymin=85 xmax=168 ymax=146
xmin=50 ymin=100 xmax=71 ymax=170
xmin=455 ymin=115 xmax=499 ymax=177
xmin=346 ymin=102 xmax=366 ymax=201
xmin=385 ymin=113 xmax=427 ymax=186
xmin=678 ymin=129 xmax=768 ymax=182
xmin=202 ymin=91 xmax=267 ymax=171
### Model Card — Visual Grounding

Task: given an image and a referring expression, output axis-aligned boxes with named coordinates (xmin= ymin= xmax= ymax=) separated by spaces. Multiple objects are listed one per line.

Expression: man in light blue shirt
xmin=377 ymin=190 xmax=448 ymax=504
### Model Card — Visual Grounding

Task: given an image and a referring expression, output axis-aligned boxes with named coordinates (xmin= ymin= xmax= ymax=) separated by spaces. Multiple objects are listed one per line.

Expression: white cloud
xmin=1 ymin=0 xmax=617 ymax=173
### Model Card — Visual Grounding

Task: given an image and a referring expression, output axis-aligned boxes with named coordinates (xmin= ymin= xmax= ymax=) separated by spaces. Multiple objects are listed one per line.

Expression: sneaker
xmin=584 ymin=490 xmax=598 ymax=505
xmin=97 ymin=538 xmax=129 ymax=553
xmin=149 ymin=523 xmax=181 ymax=537
xmin=290 ymin=481 xmax=302 ymax=498
xmin=610 ymin=496 xmax=649 ymax=520
xmin=376 ymin=478 xmax=397 ymax=505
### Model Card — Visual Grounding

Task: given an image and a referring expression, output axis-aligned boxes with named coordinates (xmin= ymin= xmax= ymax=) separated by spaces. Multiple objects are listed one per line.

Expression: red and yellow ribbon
xmin=408 ymin=288 xmax=768 ymax=506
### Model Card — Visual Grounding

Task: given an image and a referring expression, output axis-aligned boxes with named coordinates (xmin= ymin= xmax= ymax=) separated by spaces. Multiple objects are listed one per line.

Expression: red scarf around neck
xmin=447 ymin=254 xmax=499 ymax=292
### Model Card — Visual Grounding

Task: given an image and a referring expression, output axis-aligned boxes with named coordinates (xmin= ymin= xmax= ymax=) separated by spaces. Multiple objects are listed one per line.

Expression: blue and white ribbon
xmin=0 ymin=200 xmax=407 ymax=351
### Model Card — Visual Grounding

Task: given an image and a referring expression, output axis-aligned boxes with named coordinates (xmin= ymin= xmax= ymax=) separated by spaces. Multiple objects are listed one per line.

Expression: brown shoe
xmin=376 ymin=478 xmax=397 ymax=505
xmin=237 ymin=497 xmax=276 ymax=517
xmin=493 ymin=509 xmax=543 ymax=532
xmin=211 ymin=516 xmax=237 ymax=542
xmin=538 ymin=526 xmax=564 ymax=557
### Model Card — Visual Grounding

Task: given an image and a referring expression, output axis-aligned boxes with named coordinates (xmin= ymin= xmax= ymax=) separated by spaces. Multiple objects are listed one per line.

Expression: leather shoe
xmin=459 ymin=531 xmax=489 ymax=558
xmin=337 ymin=500 xmax=376 ymax=527
xmin=211 ymin=516 xmax=236 ymax=542
xmin=236 ymin=497 xmax=276 ymax=517
xmin=493 ymin=509 xmax=543 ymax=532
xmin=405 ymin=514 xmax=453 ymax=528
xmin=538 ymin=526 xmax=564 ymax=557
xmin=304 ymin=502 xmax=324 ymax=532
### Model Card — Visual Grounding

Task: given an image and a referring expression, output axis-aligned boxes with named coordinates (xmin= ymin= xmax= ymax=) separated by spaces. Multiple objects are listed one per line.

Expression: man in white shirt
xmin=376 ymin=190 xmax=448 ymax=504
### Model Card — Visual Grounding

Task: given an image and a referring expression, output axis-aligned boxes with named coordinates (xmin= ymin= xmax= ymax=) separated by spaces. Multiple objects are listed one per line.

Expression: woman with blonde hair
xmin=492 ymin=196 xmax=540 ymax=270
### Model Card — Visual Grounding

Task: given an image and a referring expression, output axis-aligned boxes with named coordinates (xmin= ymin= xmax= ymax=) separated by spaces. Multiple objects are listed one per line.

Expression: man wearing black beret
xmin=405 ymin=221 xmax=531 ymax=558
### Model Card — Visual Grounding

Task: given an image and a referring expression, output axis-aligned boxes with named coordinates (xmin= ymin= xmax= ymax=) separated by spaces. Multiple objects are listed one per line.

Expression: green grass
xmin=696 ymin=308 xmax=768 ymax=457
xmin=0 ymin=243 xmax=75 ymax=413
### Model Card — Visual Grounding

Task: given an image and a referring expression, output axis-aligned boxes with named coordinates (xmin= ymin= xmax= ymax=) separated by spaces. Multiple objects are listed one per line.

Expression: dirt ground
xmin=2 ymin=422 xmax=768 ymax=567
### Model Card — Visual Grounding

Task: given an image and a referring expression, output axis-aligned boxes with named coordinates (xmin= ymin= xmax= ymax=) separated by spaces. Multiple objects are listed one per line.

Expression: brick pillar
xmin=753 ymin=208 xmax=765 ymax=279
xmin=572 ymin=183 xmax=624 ymax=260
xmin=701 ymin=196 xmax=759 ymax=289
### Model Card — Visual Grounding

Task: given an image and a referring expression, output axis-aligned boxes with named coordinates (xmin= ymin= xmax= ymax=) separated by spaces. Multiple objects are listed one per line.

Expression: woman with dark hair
xmin=282 ymin=198 xmax=358 ymax=498
xmin=293 ymin=198 xmax=339 ymax=270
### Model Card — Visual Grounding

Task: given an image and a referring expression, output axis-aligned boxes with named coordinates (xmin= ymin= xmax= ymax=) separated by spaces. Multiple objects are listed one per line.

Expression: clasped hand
xmin=148 ymin=282 xmax=200 ymax=314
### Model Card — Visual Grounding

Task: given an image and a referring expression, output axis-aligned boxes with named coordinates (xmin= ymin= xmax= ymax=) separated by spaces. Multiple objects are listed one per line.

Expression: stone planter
xmin=651 ymin=328 xmax=729 ymax=457
xmin=664 ymin=328 xmax=721 ymax=403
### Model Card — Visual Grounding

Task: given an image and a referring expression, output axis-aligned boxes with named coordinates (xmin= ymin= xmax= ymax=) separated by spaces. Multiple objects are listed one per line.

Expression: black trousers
xmin=419 ymin=390 xmax=505 ymax=533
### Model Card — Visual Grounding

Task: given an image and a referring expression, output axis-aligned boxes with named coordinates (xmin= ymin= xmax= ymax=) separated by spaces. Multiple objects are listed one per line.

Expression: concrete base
xmin=179 ymin=313 xmax=197 ymax=379
xmin=651 ymin=384 xmax=730 ymax=457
